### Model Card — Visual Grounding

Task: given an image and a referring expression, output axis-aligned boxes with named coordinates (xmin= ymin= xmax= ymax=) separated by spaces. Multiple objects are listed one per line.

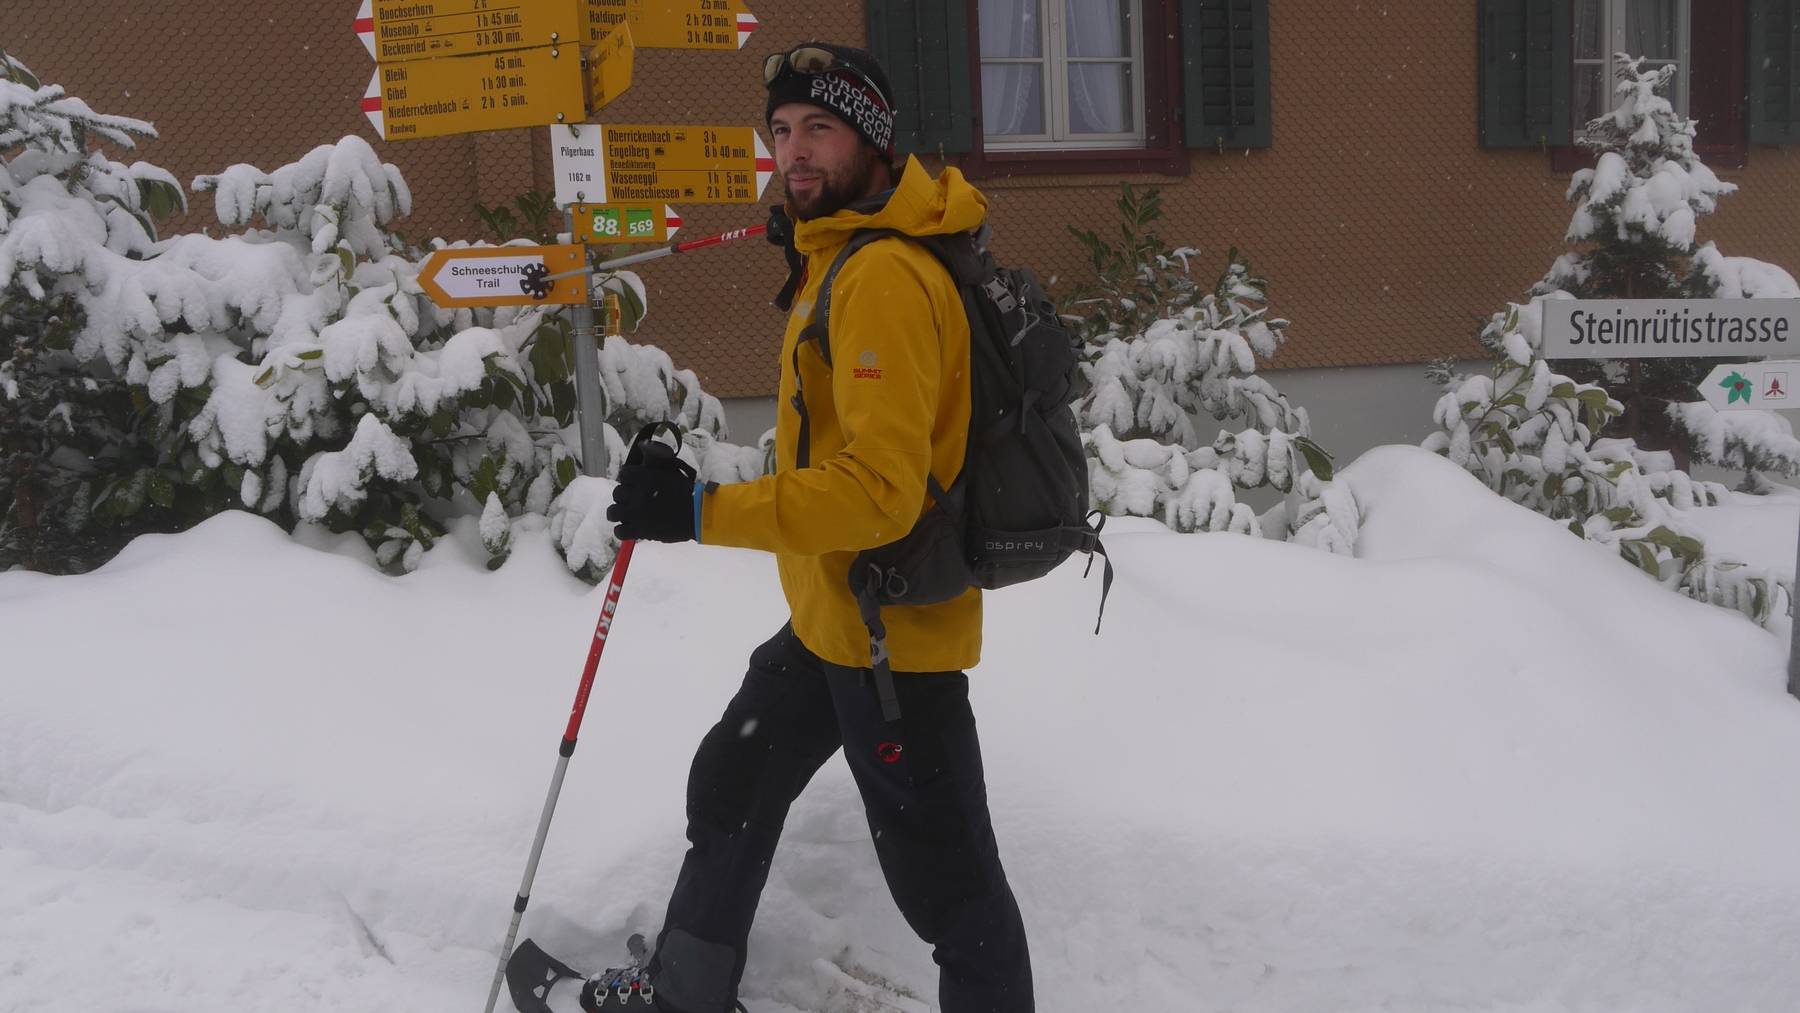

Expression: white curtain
xmin=1064 ymin=0 xmax=1129 ymax=133
xmin=1624 ymin=0 xmax=1679 ymax=60
xmin=980 ymin=0 xmax=1043 ymax=136
xmin=1623 ymin=0 xmax=1681 ymax=107
xmin=1573 ymin=0 xmax=1606 ymax=124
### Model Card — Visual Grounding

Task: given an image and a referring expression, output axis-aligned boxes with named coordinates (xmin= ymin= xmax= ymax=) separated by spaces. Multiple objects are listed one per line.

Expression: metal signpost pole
xmin=1791 ymin=526 xmax=1800 ymax=697
xmin=570 ymin=289 xmax=610 ymax=478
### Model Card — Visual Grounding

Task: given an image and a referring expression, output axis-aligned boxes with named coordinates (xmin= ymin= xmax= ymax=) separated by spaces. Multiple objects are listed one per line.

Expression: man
xmin=605 ymin=41 xmax=1034 ymax=1013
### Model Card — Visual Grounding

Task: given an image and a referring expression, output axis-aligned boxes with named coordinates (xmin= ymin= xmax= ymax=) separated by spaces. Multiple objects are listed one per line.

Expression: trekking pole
xmin=540 ymin=223 xmax=769 ymax=285
xmin=482 ymin=537 xmax=639 ymax=1013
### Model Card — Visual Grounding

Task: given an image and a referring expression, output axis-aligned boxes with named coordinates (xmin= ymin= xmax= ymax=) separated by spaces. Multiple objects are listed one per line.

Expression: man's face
xmin=770 ymin=102 xmax=886 ymax=221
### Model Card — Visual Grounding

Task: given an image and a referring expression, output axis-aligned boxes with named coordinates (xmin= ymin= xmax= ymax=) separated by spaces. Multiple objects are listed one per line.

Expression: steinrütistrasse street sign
xmin=551 ymin=123 xmax=773 ymax=205
xmin=1700 ymin=361 xmax=1800 ymax=412
xmin=417 ymin=245 xmax=588 ymax=307
xmin=584 ymin=0 xmax=757 ymax=50
xmin=363 ymin=45 xmax=584 ymax=141
xmin=355 ymin=0 xmax=584 ymax=64
xmin=1539 ymin=298 xmax=1800 ymax=359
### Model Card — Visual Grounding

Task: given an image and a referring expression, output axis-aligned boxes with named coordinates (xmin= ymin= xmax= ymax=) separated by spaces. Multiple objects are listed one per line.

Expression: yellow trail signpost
xmin=584 ymin=0 xmax=758 ymax=50
xmin=552 ymin=123 xmax=774 ymax=204
xmin=569 ymin=203 xmax=683 ymax=243
xmin=585 ymin=22 xmax=635 ymax=111
xmin=363 ymin=45 xmax=585 ymax=141
xmin=357 ymin=0 xmax=584 ymax=64
xmin=417 ymin=245 xmax=589 ymax=307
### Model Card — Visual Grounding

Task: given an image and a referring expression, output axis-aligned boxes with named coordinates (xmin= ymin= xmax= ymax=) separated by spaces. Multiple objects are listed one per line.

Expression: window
xmin=866 ymin=0 xmax=1271 ymax=176
xmin=979 ymin=0 xmax=1147 ymax=150
xmin=1478 ymin=0 xmax=1786 ymax=169
xmin=1573 ymin=0 xmax=1691 ymax=135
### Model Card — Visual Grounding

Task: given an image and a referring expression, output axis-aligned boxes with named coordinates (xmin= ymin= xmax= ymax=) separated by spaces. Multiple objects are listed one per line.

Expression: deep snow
xmin=4 ymin=446 xmax=1799 ymax=1013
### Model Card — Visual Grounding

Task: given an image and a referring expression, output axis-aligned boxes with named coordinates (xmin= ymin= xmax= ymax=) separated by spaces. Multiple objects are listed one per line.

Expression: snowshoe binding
xmin=506 ymin=934 xmax=658 ymax=1012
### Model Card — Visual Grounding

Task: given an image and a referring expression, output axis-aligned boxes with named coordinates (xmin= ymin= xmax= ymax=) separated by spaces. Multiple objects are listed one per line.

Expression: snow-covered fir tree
xmin=1425 ymin=55 xmax=1795 ymax=629
xmin=1537 ymin=54 xmax=1800 ymax=476
xmin=1065 ymin=184 xmax=1357 ymax=553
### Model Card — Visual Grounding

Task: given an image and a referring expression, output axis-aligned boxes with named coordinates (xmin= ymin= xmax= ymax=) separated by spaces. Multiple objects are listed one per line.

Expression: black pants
xmin=649 ymin=624 xmax=1033 ymax=1013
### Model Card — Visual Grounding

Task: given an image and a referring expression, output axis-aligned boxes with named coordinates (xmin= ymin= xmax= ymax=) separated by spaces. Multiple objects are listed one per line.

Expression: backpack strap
xmin=797 ymin=228 xmax=906 ymax=367
xmin=853 ymin=569 xmax=902 ymax=722
xmin=1077 ymin=512 xmax=1113 ymax=634
xmin=788 ymin=229 xmax=901 ymax=471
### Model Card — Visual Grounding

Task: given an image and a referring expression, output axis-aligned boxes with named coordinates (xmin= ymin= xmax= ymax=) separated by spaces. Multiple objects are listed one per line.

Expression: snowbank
xmin=4 ymin=446 xmax=1799 ymax=1012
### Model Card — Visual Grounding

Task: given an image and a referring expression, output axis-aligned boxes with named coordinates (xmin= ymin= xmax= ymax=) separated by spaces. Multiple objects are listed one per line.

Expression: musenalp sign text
xmin=1539 ymin=298 xmax=1800 ymax=359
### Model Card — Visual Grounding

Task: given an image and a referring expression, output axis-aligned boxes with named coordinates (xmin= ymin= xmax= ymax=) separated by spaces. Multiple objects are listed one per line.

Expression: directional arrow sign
xmin=585 ymin=20 xmax=634 ymax=112
xmin=552 ymin=123 xmax=773 ymax=204
xmin=417 ymin=244 xmax=588 ymax=307
xmin=569 ymin=203 xmax=682 ymax=244
xmin=1700 ymin=361 xmax=1800 ymax=412
xmin=363 ymin=45 xmax=584 ymax=141
xmin=584 ymin=0 xmax=757 ymax=50
xmin=355 ymin=0 xmax=584 ymax=64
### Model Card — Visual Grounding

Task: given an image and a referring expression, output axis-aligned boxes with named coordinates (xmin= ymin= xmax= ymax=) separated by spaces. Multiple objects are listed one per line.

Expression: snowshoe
xmin=506 ymin=935 xmax=750 ymax=1013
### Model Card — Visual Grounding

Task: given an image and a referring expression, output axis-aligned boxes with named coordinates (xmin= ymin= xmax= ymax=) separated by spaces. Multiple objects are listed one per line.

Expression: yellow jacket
xmin=700 ymin=157 xmax=986 ymax=671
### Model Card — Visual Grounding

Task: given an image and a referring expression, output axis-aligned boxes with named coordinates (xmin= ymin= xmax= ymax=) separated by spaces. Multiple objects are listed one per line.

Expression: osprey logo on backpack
xmin=791 ymin=224 xmax=1114 ymax=698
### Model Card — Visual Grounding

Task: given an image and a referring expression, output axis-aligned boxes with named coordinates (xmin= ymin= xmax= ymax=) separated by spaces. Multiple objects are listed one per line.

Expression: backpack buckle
xmin=982 ymin=276 xmax=1018 ymax=314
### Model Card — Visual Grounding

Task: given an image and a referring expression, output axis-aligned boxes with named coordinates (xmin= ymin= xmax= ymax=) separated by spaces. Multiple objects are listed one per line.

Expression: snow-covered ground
xmin=4 ymin=446 xmax=1799 ymax=1013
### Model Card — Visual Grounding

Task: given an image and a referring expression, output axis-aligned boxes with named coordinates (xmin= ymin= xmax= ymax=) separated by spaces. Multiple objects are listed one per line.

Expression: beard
xmin=785 ymin=146 xmax=887 ymax=221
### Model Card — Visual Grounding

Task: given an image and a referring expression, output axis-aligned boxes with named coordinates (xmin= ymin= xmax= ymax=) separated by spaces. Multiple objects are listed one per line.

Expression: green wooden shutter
xmin=1180 ymin=0 xmax=1272 ymax=150
xmin=1479 ymin=0 xmax=1571 ymax=148
xmin=1749 ymin=0 xmax=1800 ymax=144
xmin=866 ymin=0 xmax=973 ymax=156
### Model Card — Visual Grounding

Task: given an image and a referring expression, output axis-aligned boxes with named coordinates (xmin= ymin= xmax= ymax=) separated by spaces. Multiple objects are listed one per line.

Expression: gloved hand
xmin=607 ymin=427 xmax=699 ymax=543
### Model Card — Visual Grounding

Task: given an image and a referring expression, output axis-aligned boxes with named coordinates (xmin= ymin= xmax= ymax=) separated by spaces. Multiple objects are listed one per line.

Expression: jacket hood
xmin=791 ymin=155 xmax=987 ymax=255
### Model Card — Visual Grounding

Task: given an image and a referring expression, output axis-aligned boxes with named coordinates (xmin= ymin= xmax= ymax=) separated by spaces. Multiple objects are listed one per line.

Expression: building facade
xmin=3 ymin=1 xmax=1796 ymax=452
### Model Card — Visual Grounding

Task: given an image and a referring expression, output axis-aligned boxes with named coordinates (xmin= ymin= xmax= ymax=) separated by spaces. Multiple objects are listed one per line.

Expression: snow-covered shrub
xmin=181 ymin=152 xmax=755 ymax=576
xmin=1064 ymin=186 xmax=1356 ymax=552
xmin=1425 ymin=56 xmax=1793 ymax=628
xmin=0 ymin=47 xmax=752 ymax=578
xmin=0 ymin=47 xmax=204 ymax=572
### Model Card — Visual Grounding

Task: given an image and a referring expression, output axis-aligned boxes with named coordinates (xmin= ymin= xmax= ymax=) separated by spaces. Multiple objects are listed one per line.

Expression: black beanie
xmin=764 ymin=42 xmax=897 ymax=164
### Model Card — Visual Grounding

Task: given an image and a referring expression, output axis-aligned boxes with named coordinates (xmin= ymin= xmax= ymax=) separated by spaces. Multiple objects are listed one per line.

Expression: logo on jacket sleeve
xmin=853 ymin=349 xmax=884 ymax=380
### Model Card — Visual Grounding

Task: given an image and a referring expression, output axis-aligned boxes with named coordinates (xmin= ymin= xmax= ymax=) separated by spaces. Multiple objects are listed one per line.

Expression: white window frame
xmin=1574 ymin=0 xmax=1691 ymax=139
xmin=979 ymin=0 xmax=1148 ymax=151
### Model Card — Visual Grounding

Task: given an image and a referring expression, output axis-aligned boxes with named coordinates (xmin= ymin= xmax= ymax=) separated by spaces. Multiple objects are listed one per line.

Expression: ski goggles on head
xmin=761 ymin=47 xmax=890 ymax=108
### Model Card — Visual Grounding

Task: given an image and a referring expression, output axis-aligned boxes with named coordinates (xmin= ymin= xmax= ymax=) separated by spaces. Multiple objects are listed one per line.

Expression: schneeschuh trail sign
xmin=416 ymin=245 xmax=588 ymax=307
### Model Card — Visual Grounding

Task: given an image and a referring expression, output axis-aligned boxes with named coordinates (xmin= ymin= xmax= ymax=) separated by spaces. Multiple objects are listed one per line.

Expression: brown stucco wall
xmin=3 ymin=1 xmax=1796 ymax=400
xmin=977 ymin=2 xmax=1800 ymax=373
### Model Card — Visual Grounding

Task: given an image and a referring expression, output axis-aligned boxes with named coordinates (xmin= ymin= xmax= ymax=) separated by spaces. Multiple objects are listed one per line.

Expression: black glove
xmin=607 ymin=425 xmax=699 ymax=543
